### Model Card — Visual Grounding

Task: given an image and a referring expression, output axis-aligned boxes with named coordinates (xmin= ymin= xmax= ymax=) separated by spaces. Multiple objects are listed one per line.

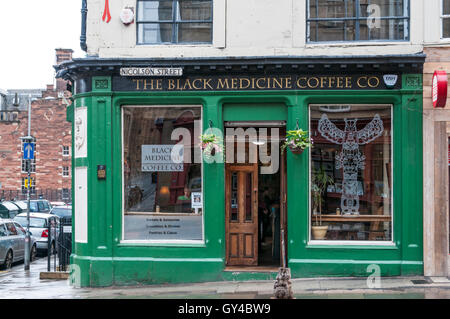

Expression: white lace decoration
xmin=318 ymin=113 xmax=384 ymax=215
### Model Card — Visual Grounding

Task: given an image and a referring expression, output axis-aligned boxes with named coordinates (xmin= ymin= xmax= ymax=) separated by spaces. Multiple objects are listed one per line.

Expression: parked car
xmin=12 ymin=201 xmax=27 ymax=214
xmin=0 ymin=219 xmax=37 ymax=269
xmin=49 ymin=205 xmax=72 ymax=220
xmin=13 ymin=213 xmax=59 ymax=256
xmin=0 ymin=201 xmax=21 ymax=219
xmin=50 ymin=201 xmax=66 ymax=207
xmin=15 ymin=199 xmax=52 ymax=214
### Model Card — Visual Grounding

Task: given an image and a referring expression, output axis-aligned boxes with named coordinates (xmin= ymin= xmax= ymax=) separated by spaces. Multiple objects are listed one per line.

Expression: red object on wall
xmin=102 ymin=0 xmax=111 ymax=23
xmin=432 ymin=70 xmax=448 ymax=108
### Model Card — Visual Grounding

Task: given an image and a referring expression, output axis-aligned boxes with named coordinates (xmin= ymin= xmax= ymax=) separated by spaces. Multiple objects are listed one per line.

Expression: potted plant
xmin=199 ymin=133 xmax=224 ymax=160
xmin=281 ymin=129 xmax=312 ymax=155
xmin=311 ymin=166 xmax=334 ymax=240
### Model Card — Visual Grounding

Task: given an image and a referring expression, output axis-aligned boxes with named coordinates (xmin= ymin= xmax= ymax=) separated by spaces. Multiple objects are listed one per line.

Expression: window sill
xmin=306 ymin=40 xmax=411 ymax=48
xmin=306 ymin=240 xmax=397 ymax=249
xmin=136 ymin=43 xmax=213 ymax=48
xmin=118 ymin=239 xmax=206 ymax=248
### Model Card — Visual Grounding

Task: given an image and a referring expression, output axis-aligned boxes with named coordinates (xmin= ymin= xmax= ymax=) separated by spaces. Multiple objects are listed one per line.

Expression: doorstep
xmin=39 ymin=272 xmax=69 ymax=280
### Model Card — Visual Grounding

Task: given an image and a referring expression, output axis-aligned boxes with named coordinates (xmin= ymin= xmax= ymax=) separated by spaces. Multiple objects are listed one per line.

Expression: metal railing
xmin=0 ymin=189 xmax=72 ymax=203
xmin=47 ymin=216 xmax=72 ymax=272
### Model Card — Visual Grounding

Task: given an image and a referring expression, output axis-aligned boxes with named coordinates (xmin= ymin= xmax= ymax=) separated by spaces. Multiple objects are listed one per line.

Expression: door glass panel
xmin=231 ymin=172 xmax=238 ymax=221
xmin=245 ymin=172 xmax=253 ymax=221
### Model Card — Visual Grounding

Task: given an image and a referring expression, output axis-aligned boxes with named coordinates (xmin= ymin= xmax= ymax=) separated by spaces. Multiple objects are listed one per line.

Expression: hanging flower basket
xmin=288 ymin=145 xmax=305 ymax=155
xmin=199 ymin=133 xmax=224 ymax=160
xmin=281 ymin=128 xmax=312 ymax=155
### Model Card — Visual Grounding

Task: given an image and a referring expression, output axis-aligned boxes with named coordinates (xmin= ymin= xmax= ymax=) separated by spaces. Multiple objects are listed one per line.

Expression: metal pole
xmin=24 ymin=94 xmax=31 ymax=271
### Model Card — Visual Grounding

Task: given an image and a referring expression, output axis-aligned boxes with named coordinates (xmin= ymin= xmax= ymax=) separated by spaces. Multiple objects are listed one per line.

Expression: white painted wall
xmin=423 ymin=0 xmax=450 ymax=45
xmin=86 ymin=0 xmax=428 ymax=58
xmin=75 ymin=167 xmax=88 ymax=243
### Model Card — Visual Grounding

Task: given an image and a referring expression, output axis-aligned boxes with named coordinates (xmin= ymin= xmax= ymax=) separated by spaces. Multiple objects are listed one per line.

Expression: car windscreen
xmin=14 ymin=216 xmax=46 ymax=228
xmin=51 ymin=208 xmax=71 ymax=217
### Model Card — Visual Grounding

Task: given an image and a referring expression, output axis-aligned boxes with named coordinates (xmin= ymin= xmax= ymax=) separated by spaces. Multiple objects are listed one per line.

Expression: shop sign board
xmin=141 ymin=145 xmax=184 ymax=172
xmin=432 ymin=70 xmax=448 ymax=108
xmin=113 ymin=74 xmax=402 ymax=92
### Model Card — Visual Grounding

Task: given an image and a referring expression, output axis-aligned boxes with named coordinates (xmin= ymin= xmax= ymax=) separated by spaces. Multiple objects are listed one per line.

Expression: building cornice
xmin=55 ymin=54 xmax=426 ymax=81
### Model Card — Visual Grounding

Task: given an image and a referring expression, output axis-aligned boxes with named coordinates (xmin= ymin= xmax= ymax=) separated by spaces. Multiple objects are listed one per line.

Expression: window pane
xmin=444 ymin=0 xmax=450 ymax=15
xmin=138 ymin=0 xmax=173 ymax=21
xmin=231 ymin=173 xmax=238 ymax=222
xmin=360 ymin=18 xmax=407 ymax=40
xmin=359 ymin=0 xmax=405 ymax=17
xmin=310 ymin=0 xmax=357 ymax=19
xmin=177 ymin=0 xmax=212 ymax=21
xmin=309 ymin=20 xmax=356 ymax=42
xmin=6 ymin=223 xmax=18 ymax=236
xmin=443 ymin=18 xmax=450 ymax=38
xmin=123 ymin=106 xmax=203 ymax=241
xmin=245 ymin=173 xmax=253 ymax=222
xmin=178 ymin=23 xmax=212 ymax=42
xmin=310 ymin=105 xmax=392 ymax=241
xmin=138 ymin=23 xmax=173 ymax=44
xmin=0 ymin=225 xmax=7 ymax=237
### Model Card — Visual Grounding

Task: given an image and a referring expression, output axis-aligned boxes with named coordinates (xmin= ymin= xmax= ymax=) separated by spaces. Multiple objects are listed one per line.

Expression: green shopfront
xmin=57 ymin=55 xmax=424 ymax=287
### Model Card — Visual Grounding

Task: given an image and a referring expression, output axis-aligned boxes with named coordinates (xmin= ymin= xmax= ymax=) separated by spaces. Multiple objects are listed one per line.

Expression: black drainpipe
xmin=80 ymin=0 xmax=87 ymax=52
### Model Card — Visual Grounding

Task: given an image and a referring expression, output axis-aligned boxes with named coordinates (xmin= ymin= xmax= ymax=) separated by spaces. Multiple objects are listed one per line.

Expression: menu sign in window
xmin=124 ymin=214 xmax=203 ymax=241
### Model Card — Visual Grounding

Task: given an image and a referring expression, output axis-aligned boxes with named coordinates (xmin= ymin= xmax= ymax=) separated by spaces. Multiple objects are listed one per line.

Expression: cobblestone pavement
xmin=1 ymin=257 xmax=449 ymax=299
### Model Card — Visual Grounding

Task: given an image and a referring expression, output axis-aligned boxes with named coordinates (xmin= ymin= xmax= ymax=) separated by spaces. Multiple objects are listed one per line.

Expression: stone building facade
xmin=0 ymin=49 xmax=73 ymax=202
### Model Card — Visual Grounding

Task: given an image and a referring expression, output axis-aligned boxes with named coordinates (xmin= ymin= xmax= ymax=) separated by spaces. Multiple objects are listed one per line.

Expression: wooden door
xmin=225 ymin=164 xmax=258 ymax=266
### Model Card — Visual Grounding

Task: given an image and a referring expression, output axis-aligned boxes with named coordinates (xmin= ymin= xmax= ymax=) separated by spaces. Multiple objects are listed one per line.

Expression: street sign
xmin=23 ymin=143 xmax=34 ymax=160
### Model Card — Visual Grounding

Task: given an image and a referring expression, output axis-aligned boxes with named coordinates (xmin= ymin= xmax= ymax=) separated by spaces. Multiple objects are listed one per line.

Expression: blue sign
xmin=23 ymin=143 xmax=34 ymax=160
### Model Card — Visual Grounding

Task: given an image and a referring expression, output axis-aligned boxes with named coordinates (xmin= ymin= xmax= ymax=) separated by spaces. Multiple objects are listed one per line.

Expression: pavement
xmin=1 ymin=257 xmax=450 ymax=299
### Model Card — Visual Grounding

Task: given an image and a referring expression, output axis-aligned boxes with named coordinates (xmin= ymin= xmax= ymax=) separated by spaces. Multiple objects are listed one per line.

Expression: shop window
xmin=307 ymin=0 xmax=409 ymax=42
xmin=122 ymin=105 xmax=203 ymax=242
xmin=309 ymin=105 xmax=392 ymax=242
xmin=442 ymin=0 xmax=450 ymax=39
xmin=137 ymin=0 xmax=213 ymax=44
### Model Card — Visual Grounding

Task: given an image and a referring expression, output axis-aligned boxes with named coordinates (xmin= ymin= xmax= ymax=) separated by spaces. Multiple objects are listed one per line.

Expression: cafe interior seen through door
xmin=225 ymin=122 xmax=286 ymax=268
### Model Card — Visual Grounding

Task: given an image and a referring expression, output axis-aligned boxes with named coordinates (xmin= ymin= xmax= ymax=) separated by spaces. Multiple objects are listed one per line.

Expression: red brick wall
xmin=0 ymin=88 xmax=72 ymax=192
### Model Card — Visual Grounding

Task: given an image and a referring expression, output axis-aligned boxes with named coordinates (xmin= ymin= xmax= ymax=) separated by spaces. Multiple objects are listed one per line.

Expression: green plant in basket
xmin=281 ymin=129 xmax=312 ymax=155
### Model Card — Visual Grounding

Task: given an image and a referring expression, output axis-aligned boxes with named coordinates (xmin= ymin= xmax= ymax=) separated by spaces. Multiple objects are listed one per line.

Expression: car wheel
xmin=30 ymin=245 xmax=37 ymax=262
xmin=3 ymin=250 xmax=13 ymax=270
